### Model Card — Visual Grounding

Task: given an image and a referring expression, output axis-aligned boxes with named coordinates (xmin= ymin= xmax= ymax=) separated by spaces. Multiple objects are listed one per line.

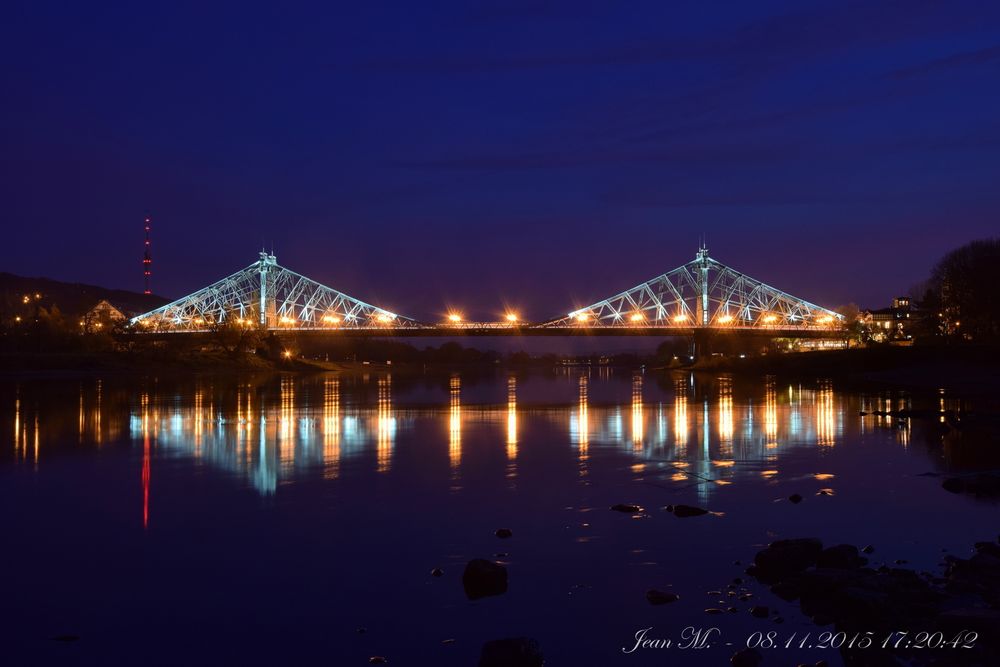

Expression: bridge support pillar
xmin=690 ymin=329 xmax=714 ymax=361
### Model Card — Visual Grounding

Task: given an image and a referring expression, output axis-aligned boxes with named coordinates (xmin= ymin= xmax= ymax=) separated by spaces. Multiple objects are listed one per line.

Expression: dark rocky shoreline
xmin=741 ymin=536 xmax=1000 ymax=666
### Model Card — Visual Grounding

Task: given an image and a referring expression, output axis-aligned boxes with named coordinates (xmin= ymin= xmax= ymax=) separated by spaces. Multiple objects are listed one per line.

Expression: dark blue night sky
xmin=2 ymin=1 xmax=999 ymax=321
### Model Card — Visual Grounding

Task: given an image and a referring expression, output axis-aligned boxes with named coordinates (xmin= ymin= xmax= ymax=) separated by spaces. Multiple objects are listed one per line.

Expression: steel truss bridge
xmin=129 ymin=247 xmax=843 ymax=337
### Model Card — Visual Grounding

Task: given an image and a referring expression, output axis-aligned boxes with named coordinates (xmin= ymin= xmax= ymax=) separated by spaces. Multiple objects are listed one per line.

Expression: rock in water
xmin=670 ymin=504 xmax=709 ymax=518
xmin=752 ymin=538 xmax=823 ymax=583
xmin=495 ymin=528 xmax=513 ymax=539
xmin=942 ymin=477 xmax=964 ymax=493
xmin=789 ymin=493 xmax=803 ymax=504
xmin=430 ymin=567 xmax=444 ymax=577
xmin=463 ymin=559 xmax=508 ymax=600
xmin=942 ymin=474 xmax=1000 ymax=497
xmin=479 ymin=638 xmax=544 ymax=667
xmin=610 ymin=503 xmax=642 ymax=513
xmin=731 ymin=647 xmax=763 ymax=666
xmin=645 ymin=589 xmax=679 ymax=605
xmin=749 ymin=605 xmax=769 ymax=618
xmin=817 ymin=544 xmax=867 ymax=569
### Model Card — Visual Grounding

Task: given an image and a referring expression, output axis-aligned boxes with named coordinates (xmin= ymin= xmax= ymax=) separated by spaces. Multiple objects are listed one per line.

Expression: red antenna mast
xmin=143 ymin=216 xmax=152 ymax=294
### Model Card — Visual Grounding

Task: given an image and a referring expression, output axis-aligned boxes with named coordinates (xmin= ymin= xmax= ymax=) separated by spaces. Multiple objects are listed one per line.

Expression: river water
xmin=0 ymin=369 xmax=992 ymax=666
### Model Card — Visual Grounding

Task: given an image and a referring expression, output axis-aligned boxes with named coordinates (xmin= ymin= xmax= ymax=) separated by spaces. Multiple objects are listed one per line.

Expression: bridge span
xmin=129 ymin=247 xmax=844 ymax=338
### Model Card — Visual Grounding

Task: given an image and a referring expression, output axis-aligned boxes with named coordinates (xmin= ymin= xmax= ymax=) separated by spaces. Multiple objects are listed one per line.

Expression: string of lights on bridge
xmin=129 ymin=247 xmax=844 ymax=334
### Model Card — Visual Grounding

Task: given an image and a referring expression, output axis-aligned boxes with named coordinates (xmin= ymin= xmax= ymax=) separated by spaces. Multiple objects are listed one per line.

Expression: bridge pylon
xmin=542 ymin=246 xmax=843 ymax=334
xmin=130 ymin=253 xmax=421 ymax=332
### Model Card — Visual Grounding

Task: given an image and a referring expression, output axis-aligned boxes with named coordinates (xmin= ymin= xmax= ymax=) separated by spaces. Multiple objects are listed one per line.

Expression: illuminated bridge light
xmin=128 ymin=252 xmax=843 ymax=336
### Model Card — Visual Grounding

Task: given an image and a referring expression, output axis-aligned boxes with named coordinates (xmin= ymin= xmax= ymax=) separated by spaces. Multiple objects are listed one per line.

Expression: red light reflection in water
xmin=142 ymin=432 xmax=150 ymax=529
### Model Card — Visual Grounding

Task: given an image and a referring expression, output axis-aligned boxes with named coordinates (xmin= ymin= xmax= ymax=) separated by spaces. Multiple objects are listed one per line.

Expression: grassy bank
xmin=690 ymin=345 xmax=1000 ymax=394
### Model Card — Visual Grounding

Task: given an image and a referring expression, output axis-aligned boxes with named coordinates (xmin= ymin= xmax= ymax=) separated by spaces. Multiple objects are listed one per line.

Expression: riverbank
xmin=0 ymin=350 xmax=360 ymax=379
xmin=689 ymin=345 xmax=1000 ymax=396
xmin=5 ymin=345 xmax=1000 ymax=398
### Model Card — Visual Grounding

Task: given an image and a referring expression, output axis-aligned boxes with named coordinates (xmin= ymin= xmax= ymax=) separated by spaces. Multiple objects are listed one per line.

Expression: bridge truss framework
xmin=130 ymin=248 xmax=843 ymax=336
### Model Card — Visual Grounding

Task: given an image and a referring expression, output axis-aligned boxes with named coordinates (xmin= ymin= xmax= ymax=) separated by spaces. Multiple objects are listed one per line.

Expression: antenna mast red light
xmin=143 ymin=217 xmax=152 ymax=295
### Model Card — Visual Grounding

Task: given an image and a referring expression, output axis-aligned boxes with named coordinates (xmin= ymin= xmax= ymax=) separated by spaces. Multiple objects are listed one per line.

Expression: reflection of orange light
xmin=761 ymin=469 xmax=779 ymax=477
xmin=449 ymin=376 xmax=461 ymax=468
xmin=506 ymin=376 xmax=517 ymax=458
xmin=323 ymin=377 xmax=341 ymax=479
xmin=674 ymin=380 xmax=688 ymax=451
xmin=631 ymin=375 xmax=643 ymax=448
xmin=718 ymin=379 xmax=733 ymax=448
xmin=577 ymin=375 xmax=589 ymax=458
xmin=376 ymin=376 xmax=392 ymax=473
xmin=814 ymin=473 xmax=835 ymax=480
xmin=816 ymin=384 xmax=835 ymax=447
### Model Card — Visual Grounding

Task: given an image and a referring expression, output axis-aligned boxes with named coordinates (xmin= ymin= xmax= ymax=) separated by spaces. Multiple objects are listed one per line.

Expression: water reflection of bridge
xmin=128 ymin=373 xmax=849 ymax=498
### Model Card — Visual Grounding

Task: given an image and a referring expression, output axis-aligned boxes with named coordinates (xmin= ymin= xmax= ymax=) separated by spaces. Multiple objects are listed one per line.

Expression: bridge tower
xmin=258 ymin=251 xmax=277 ymax=326
xmin=696 ymin=243 xmax=710 ymax=326
xmin=129 ymin=252 xmax=417 ymax=332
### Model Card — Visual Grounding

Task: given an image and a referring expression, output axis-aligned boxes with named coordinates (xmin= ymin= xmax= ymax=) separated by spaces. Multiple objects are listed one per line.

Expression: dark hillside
xmin=0 ymin=272 xmax=169 ymax=317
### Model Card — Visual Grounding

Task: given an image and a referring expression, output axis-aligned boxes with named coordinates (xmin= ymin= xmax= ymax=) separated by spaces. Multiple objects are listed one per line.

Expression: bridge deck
xmin=133 ymin=324 xmax=842 ymax=339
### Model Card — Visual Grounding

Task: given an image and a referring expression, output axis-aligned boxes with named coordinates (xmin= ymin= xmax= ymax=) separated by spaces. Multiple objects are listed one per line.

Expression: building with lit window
xmin=861 ymin=296 xmax=916 ymax=343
